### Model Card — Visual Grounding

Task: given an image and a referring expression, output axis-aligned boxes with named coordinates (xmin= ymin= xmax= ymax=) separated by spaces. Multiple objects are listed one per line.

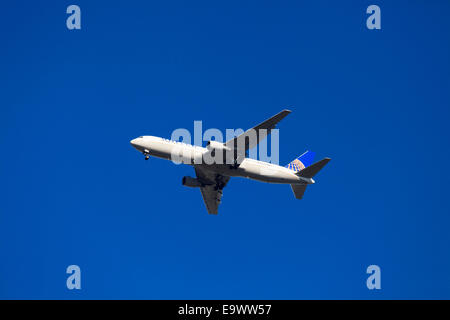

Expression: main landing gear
xmin=213 ymin=180 xmax=226 ymax=191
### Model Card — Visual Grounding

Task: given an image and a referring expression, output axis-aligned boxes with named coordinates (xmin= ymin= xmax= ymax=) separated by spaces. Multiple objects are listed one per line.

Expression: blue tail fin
xmin=285 ymin=150 xmax=316 ymax=172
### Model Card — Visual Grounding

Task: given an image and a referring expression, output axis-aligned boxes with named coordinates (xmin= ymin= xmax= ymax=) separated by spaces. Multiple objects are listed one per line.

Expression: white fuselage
xmin=130 ymin=136 xmax=312 ymax=185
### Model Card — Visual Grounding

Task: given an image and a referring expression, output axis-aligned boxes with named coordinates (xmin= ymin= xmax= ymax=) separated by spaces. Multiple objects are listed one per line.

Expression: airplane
xmin=130 ymin=110 xmax=331 ymax=214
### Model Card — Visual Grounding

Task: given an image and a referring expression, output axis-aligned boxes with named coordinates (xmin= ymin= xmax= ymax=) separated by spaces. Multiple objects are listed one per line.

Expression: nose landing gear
xmin=143 ymin=149 xmax=150 ymax=160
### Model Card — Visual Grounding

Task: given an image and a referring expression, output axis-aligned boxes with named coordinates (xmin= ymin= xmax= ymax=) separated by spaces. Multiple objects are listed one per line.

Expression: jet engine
xmin=206 ymin=140 xmax=232 ymax=159
xmin=206 ymin=140 xmax=230 ymax=152
xmin=182 ymin=176 xmax=203 ymax=188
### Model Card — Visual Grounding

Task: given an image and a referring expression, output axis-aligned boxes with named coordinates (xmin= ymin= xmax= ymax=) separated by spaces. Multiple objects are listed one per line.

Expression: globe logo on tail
xmin=286 ymin=150 xmax=316 ymax=172
xmin=288 ymin=159 xmax=306 ymax=172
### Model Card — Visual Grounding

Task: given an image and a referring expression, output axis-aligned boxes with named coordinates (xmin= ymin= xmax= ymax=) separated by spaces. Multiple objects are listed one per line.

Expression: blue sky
xmin=1 ymin=1 xmax=450 ymax=299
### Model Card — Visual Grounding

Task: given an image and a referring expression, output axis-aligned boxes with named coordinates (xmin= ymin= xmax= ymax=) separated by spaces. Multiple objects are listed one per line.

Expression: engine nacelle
xmin=206 ymin=140 xmax=230 ymax=152
xmin=182 ymin=176 xmax=203 ymax=188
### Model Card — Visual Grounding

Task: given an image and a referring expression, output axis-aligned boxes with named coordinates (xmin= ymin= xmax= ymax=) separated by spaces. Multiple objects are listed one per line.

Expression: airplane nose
xmin=130 ymin=138 xmax=143 ymax=150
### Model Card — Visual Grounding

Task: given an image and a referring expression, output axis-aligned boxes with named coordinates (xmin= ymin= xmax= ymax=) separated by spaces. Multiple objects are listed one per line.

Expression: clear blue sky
xmin=1 ymin=1 xmax=449 ymax=299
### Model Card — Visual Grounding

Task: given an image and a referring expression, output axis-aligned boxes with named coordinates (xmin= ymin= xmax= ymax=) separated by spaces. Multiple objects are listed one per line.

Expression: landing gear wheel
xmin=143 ymin=149 xmax=150 ymax=160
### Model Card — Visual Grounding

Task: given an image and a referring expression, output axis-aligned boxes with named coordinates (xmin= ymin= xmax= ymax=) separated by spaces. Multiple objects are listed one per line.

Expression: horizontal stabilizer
xmin=291 ymin=184 xmax=307 ymax=199
xmin=297 ymin=158 xmax=331 ymax=179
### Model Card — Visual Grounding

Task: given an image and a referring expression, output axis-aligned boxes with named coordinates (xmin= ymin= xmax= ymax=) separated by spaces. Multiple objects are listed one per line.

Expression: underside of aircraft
xmin=130 ymin=110 xmax=330 ymax=214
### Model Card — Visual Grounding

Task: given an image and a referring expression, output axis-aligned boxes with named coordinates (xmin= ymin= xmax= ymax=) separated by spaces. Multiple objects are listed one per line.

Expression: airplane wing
xmin=194 ymin=166 xmax=230 ymax=215
xmin=224 ymin=109 xmax=291 ymax=165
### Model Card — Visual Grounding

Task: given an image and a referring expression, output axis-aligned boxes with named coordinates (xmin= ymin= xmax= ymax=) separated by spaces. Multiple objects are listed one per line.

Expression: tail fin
xmin=297 ymin=158 xmax=331 ymax=179
xmin=285 ymin=150 xmax=316 ymax=172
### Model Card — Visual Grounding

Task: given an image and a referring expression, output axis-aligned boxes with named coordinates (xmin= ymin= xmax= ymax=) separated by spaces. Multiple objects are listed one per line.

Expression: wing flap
xmin=195 ymin=166 xmax=230 ymax=215
xmin=199 ymin=186 xmax=223 ymax=215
